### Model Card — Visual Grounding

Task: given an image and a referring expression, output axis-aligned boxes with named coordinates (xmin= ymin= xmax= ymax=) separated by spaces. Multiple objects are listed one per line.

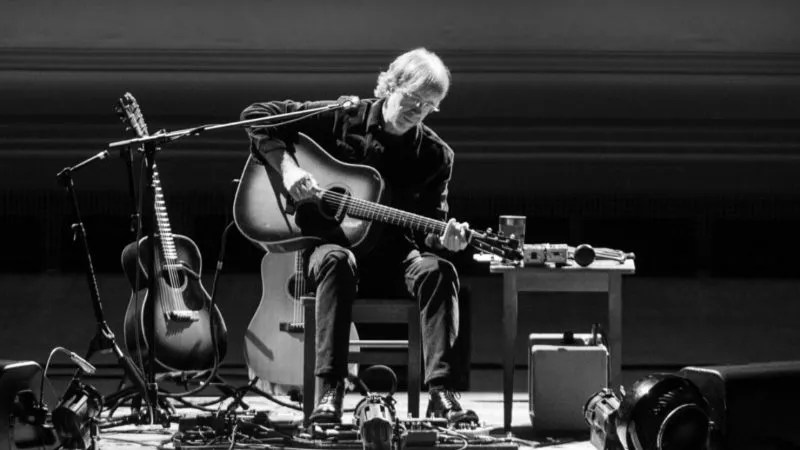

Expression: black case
xmin=680 ymin=361 xmax=800 ymax=450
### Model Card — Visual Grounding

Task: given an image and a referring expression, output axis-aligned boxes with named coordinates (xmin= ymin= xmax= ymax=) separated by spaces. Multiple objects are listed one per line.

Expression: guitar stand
xmin=99 ymin=139 xmax=184 ymax=429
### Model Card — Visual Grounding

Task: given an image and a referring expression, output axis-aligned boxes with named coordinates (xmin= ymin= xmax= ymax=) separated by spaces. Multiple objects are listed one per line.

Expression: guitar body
xmin=234 ymin=132 xmax=523 ymax=263
xmin=234 ymin=133 xmax=386 ymax=254
xmin=244 ymin=251 xmax=359 ymax=390
xmin=243 ymin=251 xmax=303 ymax=386
xmin=121 ymin=234 xmax=228 ymax=372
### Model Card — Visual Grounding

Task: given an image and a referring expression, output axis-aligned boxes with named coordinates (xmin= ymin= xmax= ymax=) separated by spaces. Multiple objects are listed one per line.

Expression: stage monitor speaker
xmin=0 ymin=360 xmax=57 ymax=450
xmin=680 ymin=361 xmax=800 ymax=450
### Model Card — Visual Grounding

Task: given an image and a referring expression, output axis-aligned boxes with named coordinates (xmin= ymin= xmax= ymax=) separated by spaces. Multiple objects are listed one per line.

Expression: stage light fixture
xmin=584 ymin=374 xmax=712 ymax=450
xmin=584 ymin=388 xmax=624 ymax=450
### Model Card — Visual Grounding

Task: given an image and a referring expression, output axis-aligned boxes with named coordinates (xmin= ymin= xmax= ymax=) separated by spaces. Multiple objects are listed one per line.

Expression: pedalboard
xmin=166 ymin=413 xmax=516 ymax=450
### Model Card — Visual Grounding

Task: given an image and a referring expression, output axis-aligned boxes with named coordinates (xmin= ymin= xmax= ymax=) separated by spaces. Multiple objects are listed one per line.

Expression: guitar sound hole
xmin=286 ymin=273 xmax=306 ymax=302
xmin=294 ymin=186 xmax=350 ymax=236
xmin=319 ymin=186 xmax=349 ymax=221
xmin=161 ymin=268 xmax=187 ymax=290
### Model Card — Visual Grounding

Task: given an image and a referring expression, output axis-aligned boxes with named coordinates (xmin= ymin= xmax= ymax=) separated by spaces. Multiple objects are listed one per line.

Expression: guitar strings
xmin=293 ymin=251 xmax=303 ymax=325
xmin=152 ymin=167 xmax=173 ymax=312
xmin=315 ymin=188 xmax=447 ymax=234
xmin=124 ymin=102 xmax=181 ymax=313
xmin=156 ymin=169 xmax=178 ymax=312
xmin=153 ymin=166 xmax=180 ymax=313
xmin=310 ymin=188 xmax=516 ymax=258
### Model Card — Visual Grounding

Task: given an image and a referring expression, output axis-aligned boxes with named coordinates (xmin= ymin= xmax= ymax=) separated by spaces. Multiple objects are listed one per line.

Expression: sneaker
xmin=309 ymin=383 xmax=344 ymax=424
xmin=426 ymin=388 xmax=479 ymax=427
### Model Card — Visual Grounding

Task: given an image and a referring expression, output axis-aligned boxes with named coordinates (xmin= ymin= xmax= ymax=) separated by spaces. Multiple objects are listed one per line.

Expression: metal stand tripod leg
xmin=56 ymin=156 xmax=173 ymax=428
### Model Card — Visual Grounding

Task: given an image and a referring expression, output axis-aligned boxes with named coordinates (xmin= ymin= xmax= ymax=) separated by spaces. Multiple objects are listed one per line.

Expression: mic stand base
xmin=101 ymin=384 xmax=178 ymax=429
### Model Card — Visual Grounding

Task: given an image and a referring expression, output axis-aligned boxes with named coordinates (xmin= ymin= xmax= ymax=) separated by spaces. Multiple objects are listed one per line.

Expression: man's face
xmin=382 ymin=86 xmax=445 ymax=135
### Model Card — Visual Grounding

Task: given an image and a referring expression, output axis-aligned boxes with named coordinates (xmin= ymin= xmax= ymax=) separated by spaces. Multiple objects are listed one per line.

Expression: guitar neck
xmin=328 ymin=190 xmax=447 ymax=236
xmin=116 ymin=92 xmax=179 ymax=262
xmin=320 ymin=189 xmax=521 ymax=260
xmin=152 ymin=165 xmax=178 ymax=263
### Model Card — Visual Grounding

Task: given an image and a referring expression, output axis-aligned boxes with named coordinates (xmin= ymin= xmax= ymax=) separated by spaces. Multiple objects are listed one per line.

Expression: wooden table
xmin=489 ymin=259 xmax=636 ymax=433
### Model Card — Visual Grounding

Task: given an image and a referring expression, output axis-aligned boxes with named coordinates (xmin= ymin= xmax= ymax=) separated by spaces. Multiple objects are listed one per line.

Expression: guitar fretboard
xmin=326 ymin=191 xmax=447 ymax=235
xmin=319 ymin=188 xmax=523 ymax=260
xmin=153 ymin=165 xmax=177 ymax=264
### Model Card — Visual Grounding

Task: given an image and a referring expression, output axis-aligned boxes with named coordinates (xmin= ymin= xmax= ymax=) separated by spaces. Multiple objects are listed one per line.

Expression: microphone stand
xmin=142 ymin=139 xmax=164 ymax=425
xmin=107 ymin=100 xmax=350 ymax=150
xmin=55 ymin=152 xmax=153 ymax=424
xmin=99 ymin=138 xmax=178 ymax=428
xmin=120 ymin=145 xmax=140 ymax=235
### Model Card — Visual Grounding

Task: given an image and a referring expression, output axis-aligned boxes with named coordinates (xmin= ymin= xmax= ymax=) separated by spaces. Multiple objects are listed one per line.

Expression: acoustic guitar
xmin=116 ymin=93 xmax=228 ymax=372
xmin=244 ymin=250 xmax=359 ymax=392
xmin=233 ymin=132 xmax=523 ymax=261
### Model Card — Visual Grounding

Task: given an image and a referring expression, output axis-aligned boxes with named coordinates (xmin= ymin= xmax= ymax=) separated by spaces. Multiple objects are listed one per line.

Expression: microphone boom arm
xmin=106 ymin=102 xmax=347 ymax=150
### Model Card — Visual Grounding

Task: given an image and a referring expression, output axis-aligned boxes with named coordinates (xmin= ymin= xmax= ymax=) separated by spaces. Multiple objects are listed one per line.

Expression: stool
xmin=302 ymin=296 xmax=422 ymax=423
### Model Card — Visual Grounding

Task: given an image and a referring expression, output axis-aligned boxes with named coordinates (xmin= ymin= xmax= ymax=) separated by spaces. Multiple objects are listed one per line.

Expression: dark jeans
xmin=307 ymin=243 xmax=460 ymax=385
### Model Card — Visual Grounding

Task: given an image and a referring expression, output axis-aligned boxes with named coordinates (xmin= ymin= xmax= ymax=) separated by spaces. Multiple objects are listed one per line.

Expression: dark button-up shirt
xmin=240 ymin=97 xmax=454 ymax=256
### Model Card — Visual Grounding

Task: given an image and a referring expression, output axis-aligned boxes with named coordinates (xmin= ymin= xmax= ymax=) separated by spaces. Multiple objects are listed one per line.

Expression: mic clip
xmin=337 ymin=95 xmax=360 ymax=110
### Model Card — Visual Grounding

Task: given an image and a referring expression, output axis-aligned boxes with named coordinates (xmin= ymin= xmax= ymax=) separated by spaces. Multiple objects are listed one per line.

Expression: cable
xmin=39 ymin=347 xmax=62 ymax=407
xmin=39 ymin=346 xmax=97 ymax=406
xmin=99 ymin=436 xmax=163 ymax=448
xmin=153 ymin=215 xmax=237 ymax=400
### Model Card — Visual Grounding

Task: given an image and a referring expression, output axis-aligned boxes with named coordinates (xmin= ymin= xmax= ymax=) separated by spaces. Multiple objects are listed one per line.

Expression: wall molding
xmin=3 ymin=121 xmax=800 ymax=163
xmin=3 ymin=47 xmax=800 ymax=76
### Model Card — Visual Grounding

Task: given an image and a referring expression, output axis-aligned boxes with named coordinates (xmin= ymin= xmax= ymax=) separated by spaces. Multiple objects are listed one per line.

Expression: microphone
xmin=39 ymin=347 xmax=98 ymax=408
xmin=66 ymin=351 xmax=97 ymax=375
xmin=337 ymin=95 xmax=360 ymax=109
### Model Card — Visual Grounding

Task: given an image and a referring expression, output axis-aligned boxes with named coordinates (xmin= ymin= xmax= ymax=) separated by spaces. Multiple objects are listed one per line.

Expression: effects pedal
xmin=523 ymin=243 xmax=569 ymax=266
xmin=522 ymin=244 xmax=545 ymax=265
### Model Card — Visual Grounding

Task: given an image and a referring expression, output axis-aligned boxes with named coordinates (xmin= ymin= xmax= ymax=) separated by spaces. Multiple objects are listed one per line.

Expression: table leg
xmin=303 ymin=299 xmax=316 ymax=425
xmin=608 ymin=274 xmax=622 ymax=389
xmin=502 ymin=272 xmax=518 ymax=433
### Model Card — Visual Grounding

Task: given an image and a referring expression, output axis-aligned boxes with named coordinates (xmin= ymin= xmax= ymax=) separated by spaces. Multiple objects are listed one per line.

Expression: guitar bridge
xmin=279 ymin=322 xmax=305 ymax=334
xmin=167 ymin=310 xmax=200 ymax=322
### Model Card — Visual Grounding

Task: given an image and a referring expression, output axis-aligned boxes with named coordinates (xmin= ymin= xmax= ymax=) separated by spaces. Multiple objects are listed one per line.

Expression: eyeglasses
xmin=398 ymin=90 xmax=440 ymax=113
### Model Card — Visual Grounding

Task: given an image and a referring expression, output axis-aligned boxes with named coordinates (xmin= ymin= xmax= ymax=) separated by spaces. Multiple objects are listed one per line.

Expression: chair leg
xmin=303 ymin=299 xmax=316 ymax=425
xmin=407 ymin=306 xmax=422 ymax=418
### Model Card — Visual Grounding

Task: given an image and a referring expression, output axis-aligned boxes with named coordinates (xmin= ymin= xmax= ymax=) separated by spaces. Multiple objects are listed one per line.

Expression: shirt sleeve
xmin=413 ymin=144 xmax=454 ymax=251
xmin=418 ymin=144 xmax=453 ymax=222
xmin=240 ymin=99 xmax=339 ymax=161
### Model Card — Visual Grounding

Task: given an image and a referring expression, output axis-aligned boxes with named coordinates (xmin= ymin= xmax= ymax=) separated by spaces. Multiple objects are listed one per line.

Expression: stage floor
xmin=97 ymin=391 xmax=594 ymax=449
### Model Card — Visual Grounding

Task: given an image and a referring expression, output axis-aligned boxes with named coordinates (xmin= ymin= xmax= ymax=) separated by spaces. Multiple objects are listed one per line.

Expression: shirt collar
xmin=366 ymin=97 xmax=386 ymax=132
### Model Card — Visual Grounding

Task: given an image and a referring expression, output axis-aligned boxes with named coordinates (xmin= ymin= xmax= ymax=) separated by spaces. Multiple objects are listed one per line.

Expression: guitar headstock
xmin=114 ymin=92 xmax=150 ymax=138
xmin=470 ymin=229 xmax=524 ymax=262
